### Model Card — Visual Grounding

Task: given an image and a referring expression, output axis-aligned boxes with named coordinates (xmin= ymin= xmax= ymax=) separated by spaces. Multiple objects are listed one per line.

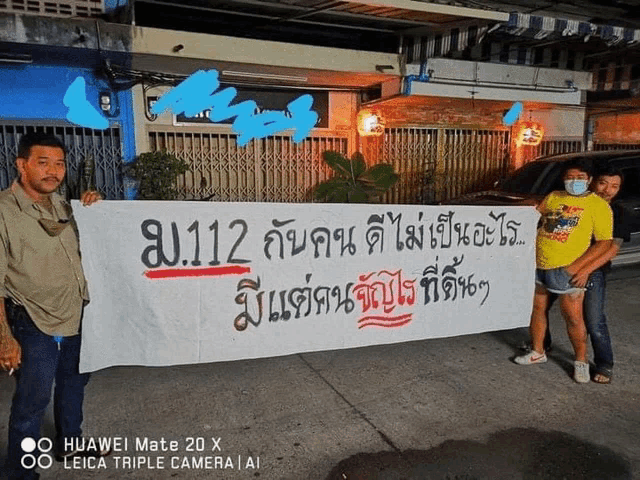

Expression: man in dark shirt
xmin=567 ymin=167 xmax=630 ymax=383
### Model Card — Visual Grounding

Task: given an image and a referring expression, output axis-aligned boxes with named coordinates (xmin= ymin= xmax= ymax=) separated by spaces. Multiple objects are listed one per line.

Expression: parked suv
xmin=447 ymin=150 xmax=640 ymax=266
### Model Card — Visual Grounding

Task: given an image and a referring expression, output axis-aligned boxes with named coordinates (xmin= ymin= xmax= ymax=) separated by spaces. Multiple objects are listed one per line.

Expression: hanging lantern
xmin=517 ymin=121 xmax=544 ymax=146
xmin=357 ymin=110 xmax=385 ymax=136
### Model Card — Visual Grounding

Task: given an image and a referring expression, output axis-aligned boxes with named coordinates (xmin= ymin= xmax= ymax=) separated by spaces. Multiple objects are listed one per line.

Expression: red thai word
xmin=352 ymin=269 xmax=416 ymax=329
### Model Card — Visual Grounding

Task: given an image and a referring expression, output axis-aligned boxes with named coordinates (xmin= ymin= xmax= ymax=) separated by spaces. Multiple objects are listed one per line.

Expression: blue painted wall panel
xmin=0 ymin=64 xmax=137 ymax=198
xmin=0 ymin=64 xmax=136 ymax=164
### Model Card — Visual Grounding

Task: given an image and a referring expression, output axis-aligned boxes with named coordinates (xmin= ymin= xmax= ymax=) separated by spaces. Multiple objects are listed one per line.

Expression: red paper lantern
xmin=357 ymin=110 xmax=385 ymax=136
xmin=517 ymin=122 xmax=544 ymax=146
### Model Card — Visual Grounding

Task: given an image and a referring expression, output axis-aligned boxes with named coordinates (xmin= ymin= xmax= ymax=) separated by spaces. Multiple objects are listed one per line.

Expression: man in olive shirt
xmin=0 ymin=132 xmax=103 ymax=480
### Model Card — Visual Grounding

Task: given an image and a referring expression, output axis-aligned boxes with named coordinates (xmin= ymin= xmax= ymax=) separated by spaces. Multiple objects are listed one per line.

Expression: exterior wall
xmin=0 ymin=13 xmax=131 ymax=52
xmin=0 ymin=13 xmax=400 ymax=87
xmin=592 ymin=113 xmax=640 ymax=144
xmin=370 ymin=99 xmax=584 ymax=142
xmin=514 ymin=107 xmax=586 ymax=167
xmin=331 ymin=92 xmax=358 ymax=155
xmin=0 ymin=64 xmax=136 ymax=163
xmin=132 ymin=82 xmax=359 ymax=202
xmin=0 ymin=64 xmax=136 ymax=198
xmin=406 ymin=59 xmax=592 ymax=106
xmin=373 ymin=100 xmax=503 ymax=129
xmin=131 ymin=84 xmax=150 ymax=156
xmin=0 ymin=0 xmax=104 ymax=17
xmin=104 ymin=0 xmax=128 ymax=13
xmin=128 ymin=26 xmax=400 ymax=76
xmin=132 ymin=85 xmax=357 ymax=154
xmin=357 ymin=97 xmax=586 ymax=201
xmin=525 ymin=108 xmax=585 ymax=139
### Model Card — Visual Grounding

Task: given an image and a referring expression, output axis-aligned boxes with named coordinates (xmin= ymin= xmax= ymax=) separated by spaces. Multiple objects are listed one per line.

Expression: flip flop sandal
xmin=592 ymin=373 xmax=611 ymax=384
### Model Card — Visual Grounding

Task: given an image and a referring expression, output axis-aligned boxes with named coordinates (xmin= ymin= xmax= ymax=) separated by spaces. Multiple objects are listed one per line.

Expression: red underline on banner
xmin=357 ymin=313 xmax=413 ymax=329
xmin=144 ymin=265 xmax=251 ymax=279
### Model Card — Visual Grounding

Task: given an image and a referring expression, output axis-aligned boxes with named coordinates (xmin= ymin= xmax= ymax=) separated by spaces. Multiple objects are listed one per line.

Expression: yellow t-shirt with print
xmin=536 ymin=191 xmax=613 ymax=269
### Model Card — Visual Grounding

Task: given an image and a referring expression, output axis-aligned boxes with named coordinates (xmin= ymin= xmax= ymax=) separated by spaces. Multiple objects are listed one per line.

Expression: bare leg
xmin=530 ymin=285 xmax=550 ymax=354
xmin=560 ymin=291 xmax=588 ymax=363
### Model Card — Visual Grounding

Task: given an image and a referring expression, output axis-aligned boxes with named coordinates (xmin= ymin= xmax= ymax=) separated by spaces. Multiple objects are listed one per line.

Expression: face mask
xmin=564 ymin=179 xmax=589 ymax=196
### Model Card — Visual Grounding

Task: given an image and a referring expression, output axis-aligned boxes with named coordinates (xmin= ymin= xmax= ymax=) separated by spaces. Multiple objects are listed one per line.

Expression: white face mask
xmin=564 ymin=179 xmax=589 ymax=196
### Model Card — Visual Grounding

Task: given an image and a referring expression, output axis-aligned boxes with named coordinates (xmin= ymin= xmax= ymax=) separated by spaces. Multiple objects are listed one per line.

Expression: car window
xmin=536 ymin=162 xmax=565 ymax=195
xmin=500 ymin=161 xmax=552 ymax=194
xmin=610 ymin=164 xmax=640 ymax=235
xmin=618 ymin=166 xmax=640 ymax=200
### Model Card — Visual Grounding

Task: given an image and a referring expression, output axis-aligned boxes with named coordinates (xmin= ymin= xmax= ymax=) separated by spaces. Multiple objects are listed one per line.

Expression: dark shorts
xmin=535 ymin=267 xmax=585 ymax=295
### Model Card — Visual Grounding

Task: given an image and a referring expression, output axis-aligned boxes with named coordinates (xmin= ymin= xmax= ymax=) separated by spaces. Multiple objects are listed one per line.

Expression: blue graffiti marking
xmin=63 ymin=77 xmax=109 ymax=130
xmin=503 ymin=101 xmax=523 ymax=126
xmin=151 ymin=70 xmax=222 ymax=117
xmin=151 ymin=69 xmax=318 ymax=146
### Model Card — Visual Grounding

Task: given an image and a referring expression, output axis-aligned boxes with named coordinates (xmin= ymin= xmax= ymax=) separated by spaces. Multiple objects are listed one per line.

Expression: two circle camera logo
xmin=21 ymin=437 xmax=53 ymax=470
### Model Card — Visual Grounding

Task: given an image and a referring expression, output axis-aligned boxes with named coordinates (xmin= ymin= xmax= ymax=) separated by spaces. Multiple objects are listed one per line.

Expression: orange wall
xmin=371 ymin=97 xmax=505 ymax=129
xmin=593 ymin=113 xmax=640 ymax=143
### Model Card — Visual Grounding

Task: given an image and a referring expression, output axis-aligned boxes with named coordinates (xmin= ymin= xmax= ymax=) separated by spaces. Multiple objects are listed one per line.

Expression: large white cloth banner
xmin=73 ymin=201 xmax=539 ymax=372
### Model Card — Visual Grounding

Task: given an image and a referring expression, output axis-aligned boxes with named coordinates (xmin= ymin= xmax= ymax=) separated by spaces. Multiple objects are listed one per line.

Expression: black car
xmin=447 ymin=150 xmax=640 ymax=267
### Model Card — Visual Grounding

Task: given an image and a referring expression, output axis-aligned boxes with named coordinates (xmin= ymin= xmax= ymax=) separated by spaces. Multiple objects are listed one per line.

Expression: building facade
xmin=1 ymin=0 xmax=639 ymax=203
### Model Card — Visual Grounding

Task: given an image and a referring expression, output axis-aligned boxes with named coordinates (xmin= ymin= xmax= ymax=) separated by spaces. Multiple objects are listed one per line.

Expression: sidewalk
xmin=1 ymin=270 xmax=639 ymax=480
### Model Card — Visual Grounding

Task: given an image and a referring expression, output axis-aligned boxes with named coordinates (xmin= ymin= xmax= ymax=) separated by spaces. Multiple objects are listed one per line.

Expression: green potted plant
xmin=126 ymin=150 xmax=190 ymax=200
xmin=311 ymin=151 xmax=399 ymax=203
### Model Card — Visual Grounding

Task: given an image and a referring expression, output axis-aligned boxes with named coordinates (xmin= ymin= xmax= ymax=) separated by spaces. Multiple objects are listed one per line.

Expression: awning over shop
xmin=408 ymin=10 xmax=640 ymax=63
xmin=505 ymin=12 xmax=640 ymax=46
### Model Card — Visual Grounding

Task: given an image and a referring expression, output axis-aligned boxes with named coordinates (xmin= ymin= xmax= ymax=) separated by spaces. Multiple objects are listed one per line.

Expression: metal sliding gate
xmin=0 ymin=123 xmax=125 ymax=199
xmin=148 ymin=130 xmax=349 ymax=203
xmin=519 ymin=139 xmax=584 ymax=166
xmin=594 ymin=143 xmax=640 ymax=151
xmin=148 ymin=127 xmax=511 ymax=204
xmin=438 ymin=128 xmax=511 ymax=202
xmin=378 ymin=127 xmax=438 ymax=204
xmin=371 ymin=127 xmax=511 ymax=204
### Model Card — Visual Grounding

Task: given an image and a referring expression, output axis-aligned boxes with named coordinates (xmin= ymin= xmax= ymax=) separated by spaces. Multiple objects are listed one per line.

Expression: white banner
xmin=73 ymin=201 xmax=539 ymax=372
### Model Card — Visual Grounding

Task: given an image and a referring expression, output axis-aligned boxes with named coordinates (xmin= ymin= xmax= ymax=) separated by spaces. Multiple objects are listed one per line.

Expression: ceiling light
xmin=0 ymin=53 xmax=32 ymax=64
xmin=221 ymin=70 xmax=308 ymax=83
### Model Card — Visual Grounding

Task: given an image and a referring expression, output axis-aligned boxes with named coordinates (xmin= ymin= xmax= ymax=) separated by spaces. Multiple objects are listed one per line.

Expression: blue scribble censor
xmin=151 ymin=70 xmax=318 ymax=146
xmin=63 ymin=77 xmax=109 ymax=130
xmin=503 ymin=101 xmax=523 ymax=126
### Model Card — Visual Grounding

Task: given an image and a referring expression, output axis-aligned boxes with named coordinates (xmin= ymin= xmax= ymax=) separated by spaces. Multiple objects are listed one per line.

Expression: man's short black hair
xmin=562 ymin=158 xmax=593 ymax=177
xmin=594 ymin=165 xmax=625 ymax=185
xmin=17 ymin=132 xmax=66 ymax=159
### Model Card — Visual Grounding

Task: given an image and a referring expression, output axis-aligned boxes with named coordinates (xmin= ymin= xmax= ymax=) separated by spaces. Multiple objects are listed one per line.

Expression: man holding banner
xmin=514 ymin=159 xmax=613 ymax=383
xmin=0 ymin=132 xmax=106 ymax=480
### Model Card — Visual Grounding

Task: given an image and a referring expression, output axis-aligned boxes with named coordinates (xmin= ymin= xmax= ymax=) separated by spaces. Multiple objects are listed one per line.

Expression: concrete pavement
xmin=1 ymin=267 xmax=639 ymax=480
